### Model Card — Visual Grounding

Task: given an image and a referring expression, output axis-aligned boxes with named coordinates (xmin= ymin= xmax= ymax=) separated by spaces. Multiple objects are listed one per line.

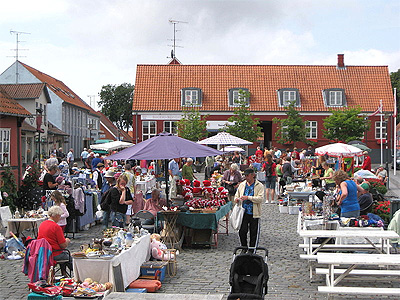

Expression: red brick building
xmin=131 ymin=55 xmax=394 ymax=162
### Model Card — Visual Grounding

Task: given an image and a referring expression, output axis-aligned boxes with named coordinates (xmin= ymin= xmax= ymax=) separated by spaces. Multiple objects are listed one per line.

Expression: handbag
xmin=222 ymin=182 xmax=235 ymax=195
xmin=230 ymin=201 xmax=245 ymax=232
xmin=256 ymin=171 xmax=266 ymax=182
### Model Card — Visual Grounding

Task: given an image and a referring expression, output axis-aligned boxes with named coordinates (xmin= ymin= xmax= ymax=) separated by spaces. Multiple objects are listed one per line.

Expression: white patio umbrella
xmin=354 ymin=169 xmax=378 ymax=179
xmin=221 ymin=145 xmax=245 ymax=153
xmin=315 ymin=143 xmax=363 ymax=158
xmin=198 ymin=132 xmax=252 ymax=146
xmin=90 ymin=140 xmax=134 ymax=151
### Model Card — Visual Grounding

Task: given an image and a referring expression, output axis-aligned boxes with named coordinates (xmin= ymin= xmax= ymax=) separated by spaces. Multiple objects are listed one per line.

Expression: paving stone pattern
xmin=1 ymin=170 xmax=400 ymax=300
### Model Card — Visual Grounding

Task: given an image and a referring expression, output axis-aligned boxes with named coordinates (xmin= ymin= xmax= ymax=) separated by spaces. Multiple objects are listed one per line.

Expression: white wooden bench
xmin=298 ymin=229 xmax=399 ymax=280
xmin=316 ymin=253 xmax=400 ymax=298
xmin=318 ymin=286 xmax=400 ymax=295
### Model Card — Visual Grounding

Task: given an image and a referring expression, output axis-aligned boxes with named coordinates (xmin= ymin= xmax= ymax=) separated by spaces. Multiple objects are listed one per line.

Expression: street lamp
xmin=36 ymin=108 xmax=43 ymax=164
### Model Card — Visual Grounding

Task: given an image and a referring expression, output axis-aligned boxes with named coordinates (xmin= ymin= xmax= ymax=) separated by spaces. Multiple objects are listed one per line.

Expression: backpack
xmin=264 ymin=162 xmax=273 ymax=177
xmin=100 ymin=187 xmax=113 ymax=211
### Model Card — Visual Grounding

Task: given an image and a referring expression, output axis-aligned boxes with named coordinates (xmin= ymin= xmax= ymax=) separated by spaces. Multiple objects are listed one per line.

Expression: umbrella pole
xmin=164 ymin=159 xmax=170 ymax=207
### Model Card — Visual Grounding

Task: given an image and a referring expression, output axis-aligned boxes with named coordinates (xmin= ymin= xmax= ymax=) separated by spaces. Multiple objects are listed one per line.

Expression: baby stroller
xmin=228 ymin=246 xmax=269 ymax=300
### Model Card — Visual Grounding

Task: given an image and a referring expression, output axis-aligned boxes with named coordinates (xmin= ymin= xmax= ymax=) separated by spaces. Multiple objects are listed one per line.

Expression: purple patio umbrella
xmin=106 ymin=132 xmax=222 ymax=204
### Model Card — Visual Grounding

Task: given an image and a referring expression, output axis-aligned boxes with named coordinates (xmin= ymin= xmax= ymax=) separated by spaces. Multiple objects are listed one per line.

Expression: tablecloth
xmin=6 ymin=217 xmax=47 ymax=238
xmin=158 ymin=202 xmax=232 ymax=231
xmin=73 ymin=234 xmax=150 ymax=290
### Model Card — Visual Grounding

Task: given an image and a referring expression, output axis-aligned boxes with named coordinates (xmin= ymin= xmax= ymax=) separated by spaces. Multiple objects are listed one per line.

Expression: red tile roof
xmin=97 ymin=111 xmax=133 ymax=142
xmin=132 ymin=64 xmax=393 ymax=113
xmin=0 ymin=89 xmax=31 ymax=117
xmin=0 ymin=83 xmax=47 ymax=100
xmin=19 ymin=61 xmax=98 ymax=115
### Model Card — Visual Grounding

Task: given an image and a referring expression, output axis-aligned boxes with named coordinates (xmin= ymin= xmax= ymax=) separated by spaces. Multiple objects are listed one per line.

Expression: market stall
xmin=73 ymin=234 xmax=151 ymax=291
xmin=158 ymin=201 xmax=232 ymax=247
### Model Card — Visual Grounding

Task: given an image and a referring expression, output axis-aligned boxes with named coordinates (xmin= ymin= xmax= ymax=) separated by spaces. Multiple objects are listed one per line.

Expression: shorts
xmin=265 ymin=176 xmax=276 ymax=190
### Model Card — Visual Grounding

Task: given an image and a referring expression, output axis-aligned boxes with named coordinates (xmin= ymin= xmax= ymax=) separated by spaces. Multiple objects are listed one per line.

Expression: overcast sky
xmin=0 ymin=0 xmax=399 ymax=109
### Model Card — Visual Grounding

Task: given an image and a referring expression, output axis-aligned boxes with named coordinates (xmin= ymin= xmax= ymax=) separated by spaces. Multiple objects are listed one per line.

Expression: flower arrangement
xmin=366 ymin=179 xmax=387 ymax=195
xmin=373 ymin=200 xmax=390 ymax=224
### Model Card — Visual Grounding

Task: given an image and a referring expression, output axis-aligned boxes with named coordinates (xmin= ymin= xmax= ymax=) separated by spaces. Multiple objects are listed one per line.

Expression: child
xmin=51 ymin=190 xmax=69 ymax=232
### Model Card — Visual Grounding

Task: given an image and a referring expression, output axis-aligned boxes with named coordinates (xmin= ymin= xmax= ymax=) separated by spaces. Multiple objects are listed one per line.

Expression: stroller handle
xmin=233 ymin=246 xmax=268 ymax=257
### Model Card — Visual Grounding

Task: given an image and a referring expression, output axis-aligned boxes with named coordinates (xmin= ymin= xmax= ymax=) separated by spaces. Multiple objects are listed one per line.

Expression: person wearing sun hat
xmin=361 ymin=151 xmax=371 ymax=171
xmin=92 ymin=163 xmax=105 ymax=190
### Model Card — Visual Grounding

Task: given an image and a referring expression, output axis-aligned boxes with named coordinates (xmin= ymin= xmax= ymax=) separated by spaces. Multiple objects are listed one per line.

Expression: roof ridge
xmin=137 ymin=64 xmax=389 ymax=67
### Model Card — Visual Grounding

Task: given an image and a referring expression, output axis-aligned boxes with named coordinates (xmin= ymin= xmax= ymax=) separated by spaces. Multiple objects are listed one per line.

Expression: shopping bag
xmin=256 ymin=171 xmax=266 ymax=182
xmin=230 ymin=202 xmax=245 ymax=232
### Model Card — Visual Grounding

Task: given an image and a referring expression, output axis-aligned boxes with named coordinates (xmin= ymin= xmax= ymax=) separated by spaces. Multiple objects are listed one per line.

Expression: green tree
xmin=273 ymin=101 xmax=308 ymax=146
xmin=390 ymin=69 xmax=400 ymax=122
xmin=322 ymin=107 xmax=370 ymax=143
xmin=177 ymin=107 xmax=209 ymax=141
xmin=99 ymin=83 xmax=134 ymax=132
xmin=0 ymin=166 xmax=18 ymax=211
xmin=224 ymin=90 xmax=262 ymax=143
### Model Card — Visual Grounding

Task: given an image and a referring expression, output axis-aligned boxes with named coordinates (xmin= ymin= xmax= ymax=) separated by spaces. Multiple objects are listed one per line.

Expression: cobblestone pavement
xmin=1 ymin=171 xmax=400 ymax=300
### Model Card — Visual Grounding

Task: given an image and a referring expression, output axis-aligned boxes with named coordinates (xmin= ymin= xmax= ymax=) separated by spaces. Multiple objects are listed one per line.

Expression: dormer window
xmin=181 ymin=88 xmax=202 ymax=106
xmin=323 ymin=88 xmax=346 ymax=107
xmin=277 ymin=88 xmax=300 ymax=107
xmin=228 ymin=88 xmax=249 ymax=107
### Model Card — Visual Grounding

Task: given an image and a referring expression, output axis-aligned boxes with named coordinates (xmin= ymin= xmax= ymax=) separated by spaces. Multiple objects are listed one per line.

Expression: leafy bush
xmin=0 ymin=166 xmax=18 ymax=212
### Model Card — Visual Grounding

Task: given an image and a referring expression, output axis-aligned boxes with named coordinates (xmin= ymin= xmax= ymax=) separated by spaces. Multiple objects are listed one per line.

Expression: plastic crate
xmin=27 ymin=293 xmax=62 ymax=300
xmin=140 ymin=261 xmax=168 ymax=282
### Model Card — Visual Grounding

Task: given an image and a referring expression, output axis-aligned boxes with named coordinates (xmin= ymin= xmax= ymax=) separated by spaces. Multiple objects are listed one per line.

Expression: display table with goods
xmin=158 ymin=179 xmax=232 ymax=247
xmin=5 ymin=208 xmax=47 ymax=238
xmin=73 ymin=228 xmax=151 ymax=292
xmin=158 ymin=202 xmax=232 ymax=248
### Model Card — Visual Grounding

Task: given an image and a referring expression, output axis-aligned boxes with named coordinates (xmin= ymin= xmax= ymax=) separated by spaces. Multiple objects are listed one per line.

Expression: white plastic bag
xmin=230 ymin=201 xmax=245 ymax=232
xmin=256 ymin=171 xmax=266 ymax=182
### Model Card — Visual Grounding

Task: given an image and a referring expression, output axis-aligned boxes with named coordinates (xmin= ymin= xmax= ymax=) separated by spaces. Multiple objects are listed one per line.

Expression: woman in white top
xmin=51 ymin=190 xmax=69 ymax=232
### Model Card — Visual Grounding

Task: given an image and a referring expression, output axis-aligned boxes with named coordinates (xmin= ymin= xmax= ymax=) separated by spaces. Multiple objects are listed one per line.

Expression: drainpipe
xmin=17 ymin=117 xmax=23 ymax=185
xmin=135 ymin=111 xmax=138 ymax=144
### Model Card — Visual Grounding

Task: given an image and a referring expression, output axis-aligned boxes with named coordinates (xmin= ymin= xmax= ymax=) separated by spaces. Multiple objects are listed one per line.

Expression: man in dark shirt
xmin=43 ymin=165 xmax=59 ymax=195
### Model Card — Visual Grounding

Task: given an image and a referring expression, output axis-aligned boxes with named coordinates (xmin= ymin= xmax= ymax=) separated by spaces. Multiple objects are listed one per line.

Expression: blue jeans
xmin=111 ymin=211 xmax=126 ymax=228
xmin=102 ymin=210 xmax=110 ymax=229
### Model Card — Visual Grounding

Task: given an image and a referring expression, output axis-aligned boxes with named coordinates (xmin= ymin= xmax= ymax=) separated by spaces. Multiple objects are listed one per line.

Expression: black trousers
xmin=239 ymin=213 xmax=259 ymax=248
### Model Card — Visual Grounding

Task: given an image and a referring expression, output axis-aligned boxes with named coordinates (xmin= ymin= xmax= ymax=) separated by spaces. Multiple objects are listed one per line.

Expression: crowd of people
xmin=35 ymin=143 xmax=387 ymax=262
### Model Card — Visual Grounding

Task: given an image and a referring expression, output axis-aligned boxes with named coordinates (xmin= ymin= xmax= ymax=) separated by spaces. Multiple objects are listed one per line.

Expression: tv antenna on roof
xmin=167 ymin=19 xmax=188 ymax=59
xmin=9 ymin=30 xmax=30 ymax=83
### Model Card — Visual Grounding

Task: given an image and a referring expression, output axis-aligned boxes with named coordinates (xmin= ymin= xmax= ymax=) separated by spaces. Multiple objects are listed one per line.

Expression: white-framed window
xmin=329 ymin=91 xmax=343 ymax=106
xmin=142 ymin=121 xmax=157 ymax=141
xmin=375 ymin=121 xmax=387 ymax=139
xmin=229 ymin=88 xmax=250 ymax=107
xmin=0 ymin=129 xmax=10 ymax=164
xmin=184 ymin=90 xmax=199 ymax=105
xmin=306 ymin=121 xmax=318 ymax=139
xmin=283 ymin=91 xmax=297 ymax=106
xmin=164 ymin=121 xmax=177 ymax=135
xmin=232 ymin=90 xmax=240 ymax=106
xmin=277 ymin=88 xmax=300 ymax=107
xmin=181 ymin=88 xmax=202 ymax=106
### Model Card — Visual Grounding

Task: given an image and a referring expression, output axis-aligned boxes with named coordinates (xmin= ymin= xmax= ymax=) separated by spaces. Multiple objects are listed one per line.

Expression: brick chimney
xmin=337 ymin=54 xmax=345 ymax=69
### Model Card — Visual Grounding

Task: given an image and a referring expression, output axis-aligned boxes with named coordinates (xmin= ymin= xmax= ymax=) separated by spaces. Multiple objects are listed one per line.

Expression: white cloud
xmin=314 ymin=49 xmax=400 ymax=72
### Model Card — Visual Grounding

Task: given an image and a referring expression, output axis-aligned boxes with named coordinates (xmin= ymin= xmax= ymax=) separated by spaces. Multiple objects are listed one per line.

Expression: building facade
xmin=0 ymin=61 xmax=100 ymax=158
xmin=131 ymin=55 xmax=394 ymax=162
